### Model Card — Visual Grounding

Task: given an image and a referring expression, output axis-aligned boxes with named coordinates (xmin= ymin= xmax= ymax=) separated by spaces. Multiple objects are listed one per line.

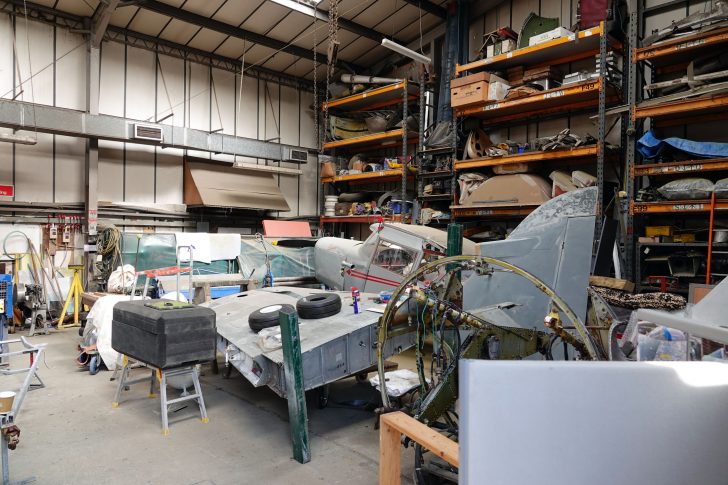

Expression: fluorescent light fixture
xmin=269 ymin=0 xmax=325 ymax=19
xmin=233 ymin=161 xmax=303 ymax=176
xmin=0 ymin=132 xmax=37 ymax=145
xmin=381 ymin=38 xmax=431 ymax=65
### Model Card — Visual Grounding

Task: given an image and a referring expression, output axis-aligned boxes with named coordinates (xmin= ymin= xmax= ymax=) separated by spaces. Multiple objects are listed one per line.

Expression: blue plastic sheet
xmin=637 ymin=131 xmax=728 ymax=160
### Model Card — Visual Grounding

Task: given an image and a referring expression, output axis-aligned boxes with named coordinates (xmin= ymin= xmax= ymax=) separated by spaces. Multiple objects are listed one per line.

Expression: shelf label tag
xmin=673 ymin=203 xmax=704 ymax=211
xmin=544 ymin=90 xmax=564 ymax=99
xmin=483 ymin=103 xmax=500 ymax=111
xmin=583 ymin=30 xmax=592 ymax=37
xmin=506 ymin=52 xmax=513 ymax=58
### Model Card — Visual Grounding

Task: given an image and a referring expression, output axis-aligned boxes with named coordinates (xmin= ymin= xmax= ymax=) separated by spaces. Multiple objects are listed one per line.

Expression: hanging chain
xmin=312 ymin=14 xmax=320 ymax=152
xmin=323 ymin=0 xmax=339 ymax=145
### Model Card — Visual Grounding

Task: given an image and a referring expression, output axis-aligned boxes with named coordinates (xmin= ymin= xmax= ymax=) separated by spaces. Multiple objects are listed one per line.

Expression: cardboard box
xmin=488 ymin=80 xmax=509 ymax=101
xmin=452 ymin=73 xmax=509 ymax=107
xmin=451 ymin=72 xmax=491 ymax=108
xmin=646 ymin=226 xmax=674 ymax=237
xmin=528 ymin=27 xmax=572 ymax=46
xmin=673 ymin=233 xmax=696 ymax=243
xmin=500 ymin=39 xmax=516 ymax=54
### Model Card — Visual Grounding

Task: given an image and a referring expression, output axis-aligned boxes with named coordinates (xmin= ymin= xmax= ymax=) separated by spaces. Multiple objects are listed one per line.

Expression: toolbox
xmin=112 ymin=300 xmax=216 ymax=369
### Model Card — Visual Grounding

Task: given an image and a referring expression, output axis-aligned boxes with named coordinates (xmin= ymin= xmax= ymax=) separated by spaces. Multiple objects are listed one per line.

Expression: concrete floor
xmin=6 ymin=329 xmax=415 ymax=484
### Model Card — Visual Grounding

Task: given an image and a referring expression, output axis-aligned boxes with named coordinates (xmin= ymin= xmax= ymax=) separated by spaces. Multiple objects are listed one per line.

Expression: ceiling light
xmin=381 ymin=38 xmax=431 ymax=65
xmin=233 ymin=161 xmax=303 ymax=176
xmin=269 ymin=0 xmax=325 ymax=19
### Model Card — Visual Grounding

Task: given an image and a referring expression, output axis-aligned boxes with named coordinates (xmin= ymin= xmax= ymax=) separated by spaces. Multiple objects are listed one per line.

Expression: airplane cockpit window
xmin=372 ymin=240 xmax=417 ymax=275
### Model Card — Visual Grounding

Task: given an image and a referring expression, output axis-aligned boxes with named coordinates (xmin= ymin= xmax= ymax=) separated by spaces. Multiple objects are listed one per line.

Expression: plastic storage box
xmin=112 ymin=300 xmax=216 ymax=369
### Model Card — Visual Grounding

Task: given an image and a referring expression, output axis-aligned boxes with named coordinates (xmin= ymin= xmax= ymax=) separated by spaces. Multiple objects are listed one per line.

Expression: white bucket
xmin=0 ymin=391 xmax=16 ymax=413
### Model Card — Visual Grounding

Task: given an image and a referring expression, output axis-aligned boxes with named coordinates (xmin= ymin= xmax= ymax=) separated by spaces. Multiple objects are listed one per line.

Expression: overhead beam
xmin=0 ymin=0 xmax=314 ymax=90
xmin=402 ymin=0 xmax=447 ymax=19
xmin=269 ymin=0 xmax=406 ymax=45
xmin=0 ymin=98 xmax=315 ymax=161
xmin=137 ymin=0 xmax=363 ymax=72
xmin=90 ymin=0 xmax=120 ymax=47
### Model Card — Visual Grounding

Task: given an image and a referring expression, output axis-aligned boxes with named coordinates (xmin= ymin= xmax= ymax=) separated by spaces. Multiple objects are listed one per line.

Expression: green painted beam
xmin=279 ymin=308 xmax=311 ymax=464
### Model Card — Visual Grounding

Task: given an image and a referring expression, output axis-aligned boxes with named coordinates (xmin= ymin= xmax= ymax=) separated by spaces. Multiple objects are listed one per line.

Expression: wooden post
xmin=379 ymin=418 xmax=402 ymax=485
xmin=379 ymin=412 xmax=459 ymax=485
xmin=279 ymin=308 xmax=311 ymax=464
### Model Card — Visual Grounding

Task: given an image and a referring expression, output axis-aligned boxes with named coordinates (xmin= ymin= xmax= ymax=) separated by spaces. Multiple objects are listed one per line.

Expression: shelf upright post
xmin=625 ymin=3 xmax=640 ymax=281
xmin=596 ymin=21 xmax=608 ymax=242
xmin=402 ymin=80 xmax=409 ymax=210
xmin=416 ymin=69 xmax=426 ymax=224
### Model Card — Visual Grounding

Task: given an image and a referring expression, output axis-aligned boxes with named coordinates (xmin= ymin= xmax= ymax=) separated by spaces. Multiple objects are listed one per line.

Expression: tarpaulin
xmin=637 ymin=130 xmax=728 ymax=160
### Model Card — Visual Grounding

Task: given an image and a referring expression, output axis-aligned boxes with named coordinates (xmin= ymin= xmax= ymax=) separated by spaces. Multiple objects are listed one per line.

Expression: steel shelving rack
xmin=319 ymin=81 xmax=419 ymax=233
xmin=625 ymin=5 xmax=728 ymax=288
xmin=450 ymin=21 xmax=623 ymax=234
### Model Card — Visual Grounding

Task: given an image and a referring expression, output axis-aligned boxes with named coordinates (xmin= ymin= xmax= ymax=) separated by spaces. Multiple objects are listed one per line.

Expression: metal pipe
xmin=340 ymin=74 xmax=402 ymax=84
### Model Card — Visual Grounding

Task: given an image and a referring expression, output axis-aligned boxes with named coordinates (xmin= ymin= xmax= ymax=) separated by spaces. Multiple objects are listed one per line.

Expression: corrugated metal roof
xmin=45 ymin=0 xmax=448 ymax=80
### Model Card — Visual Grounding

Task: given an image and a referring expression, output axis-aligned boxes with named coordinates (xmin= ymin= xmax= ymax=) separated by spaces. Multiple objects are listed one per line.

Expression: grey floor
xmin=6 ymin=329 xmax=414 ymax=484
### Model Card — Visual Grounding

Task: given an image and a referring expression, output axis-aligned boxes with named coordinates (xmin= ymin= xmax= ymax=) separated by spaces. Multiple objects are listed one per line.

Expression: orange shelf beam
xmin=322 ymin=81 xmax=417 ymax=112
xmin=319 ymin=215 xmax=404 ymax=223
xmin=454 ymin=145 xmax=599 ymax=171
xmin=321 ymin=169 xmax=414 ymax=184
xmin=631 ymin=199 xmax=728 ymax=214
xmin=451 ymin=204 xmax=538 ymax=218
xmin=632 ymin=158 xmax=728 ymax=177
xmin=322 ymin=129 xmax=410 ymax=150
xmin=455 ymin=25 xmax=604 ymax=74
xmin=455 ymin=80 xmax=616 ymax=123
xmin=633 ymin=93 xmax=728 ymax=120
xmin=634 ymin=26 xmax=728 ymax=64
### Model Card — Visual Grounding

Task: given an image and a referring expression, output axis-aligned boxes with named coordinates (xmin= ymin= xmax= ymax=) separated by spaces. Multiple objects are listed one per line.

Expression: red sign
xmin=0 ymin=185 xmax=13 ymax=197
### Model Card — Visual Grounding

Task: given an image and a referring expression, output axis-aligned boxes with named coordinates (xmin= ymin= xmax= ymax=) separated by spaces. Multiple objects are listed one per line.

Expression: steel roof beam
xmin=137 ymin=0 xmax=364 ymax=72
xmin=402 ymin=0 xmax=447 ymax=19
xmin=91 ymin=0 xmax=121 ymax=47
xmin=269 ymin=0 xmax=407 ymax=44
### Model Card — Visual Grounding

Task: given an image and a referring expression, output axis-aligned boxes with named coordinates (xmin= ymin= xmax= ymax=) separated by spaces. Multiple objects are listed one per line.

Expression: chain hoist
xmin=323 ymin=0 xmax=339 ymax=145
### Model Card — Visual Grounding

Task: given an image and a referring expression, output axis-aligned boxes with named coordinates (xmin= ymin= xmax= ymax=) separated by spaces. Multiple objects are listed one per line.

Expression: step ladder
xmin=112 ymin=356 xmax=209 ymax=435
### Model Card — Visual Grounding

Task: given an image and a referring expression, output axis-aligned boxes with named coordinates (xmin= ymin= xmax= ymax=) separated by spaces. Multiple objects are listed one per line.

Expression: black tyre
xmin=248 ymin=304 xmax=296 ymax=333
xmin=296 ymin=293 xmax=342 ymax=319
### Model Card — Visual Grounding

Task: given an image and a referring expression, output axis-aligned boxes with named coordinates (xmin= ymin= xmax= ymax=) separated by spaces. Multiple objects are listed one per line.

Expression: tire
xmin=248 ymin=304 xmax=296 ymax=333
xmin=89 ymin=355 xmax=100 ymax=375
xmin=296 ymin=293 xmax=342 ymax=319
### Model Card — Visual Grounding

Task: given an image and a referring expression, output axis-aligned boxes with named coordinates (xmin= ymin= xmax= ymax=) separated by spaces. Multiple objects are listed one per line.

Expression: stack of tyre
xmin=248 ymin=293 xmax=343 ymax=332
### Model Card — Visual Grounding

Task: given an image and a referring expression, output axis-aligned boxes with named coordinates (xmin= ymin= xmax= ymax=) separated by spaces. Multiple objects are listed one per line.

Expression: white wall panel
xmin=299 ymin=96 xmax=317 ymax=216
xmin=212 ymin=67 xmax=236 ymax=136
xmin=0 ymin=14 xmax=13 ymax=100
xmin=156 ymin=54 xmax=185 ymax=127
xmin=55 ymin=28 xmax=86 ymax=110
xmin=124 ymin=145 xmax=155 ymax=202
xmin=98 ymin=140 xmax=124 ymax=201
xmin=188 ymin=62 xmax=210 ymax=131
xmin=125 ymin=46 xmax=155 ymax=121
xmin=155 ymin=147 xmax=183 ymax=203
xmin=55 ymin=135 xmax=85 ymax=202
xmin=14 ymin=133 xmax=53 ymax=202
xmin=99 ymin=42 xmax=125 ymax=116
xmin=16 ymin=20 xmax=54 ymax=106
xmin=0 ymin=128 xmax=13 ymax=191
xmin=234 ymin=74 xmax=259 ymax=165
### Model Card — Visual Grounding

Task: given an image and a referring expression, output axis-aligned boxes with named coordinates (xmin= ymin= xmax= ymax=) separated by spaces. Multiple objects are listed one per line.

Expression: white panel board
xmin=156 ymin=147 xmax=183 ymax=204
xmin=188 ymin=62 xmax=210 ymax=131
xmin=16 ymin=20 xmax=54 ymax=106
xmin=124 ymin=144 xmax=155 ymax=202
xmin=234 ymin=74 xmax=259 ymax=165
xmin=55 ymin=28 xmax=86 ymax=110
xmin=0 ymin=128 xmax=13 ymax=192
xmin=156 ymin=54 xmax=185 ymax=127
xmin=54 ymin=135 xmax=85 ymax=203
xmin=461 ymin=360 xmax=728 ymax=485
xmin=0 ymin=14 xmax=14 ymax=100
xmin=125 ymin=46 xmax=156 ymax=121
xmin=98 ymin=140 xmax=124 ymax=202
xmin=14 ymin=133 xmax=53 ymax=202
xmin=211 ymin=67 xmax=236 ymax=135
xmin=299 ymin=96 xmax=317 ymax=216
xmin=99 ymin=41 xmax=126 ymax=116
